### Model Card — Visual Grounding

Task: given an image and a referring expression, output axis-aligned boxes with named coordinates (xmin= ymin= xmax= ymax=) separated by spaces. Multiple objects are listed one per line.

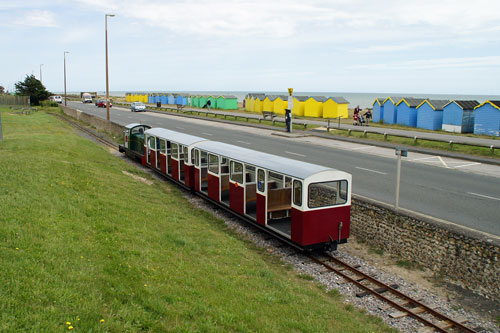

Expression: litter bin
xmin=157 ymin=101 xmax=161 ymax=108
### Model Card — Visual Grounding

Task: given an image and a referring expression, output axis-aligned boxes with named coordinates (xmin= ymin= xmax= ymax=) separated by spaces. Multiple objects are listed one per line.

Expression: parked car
xmin=131 ymin=102 xmax=146 ymax=112
xmin=96 ymin=99 xmax=112 ymax=108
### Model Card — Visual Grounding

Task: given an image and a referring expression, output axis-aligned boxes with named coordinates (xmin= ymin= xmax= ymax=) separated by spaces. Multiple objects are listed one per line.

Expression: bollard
xmin=414 ymin=136 xmax=418 ymax=144
xmin=384 ymin=133 xmax=388 ymax=141
xmin=327 ymin=119 xmax=330 ymax=132
xmin=363 ymin=130 xmax=367 ymax=137
xmin=347 ymin=129 xmax=351 ymax=136
xmin=449 ymin=140 xmax=453 ymax=150
xmin=490 ymin=145 xmax=495 ymax=154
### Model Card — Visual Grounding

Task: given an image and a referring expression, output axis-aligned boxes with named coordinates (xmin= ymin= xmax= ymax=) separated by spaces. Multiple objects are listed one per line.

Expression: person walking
xmin=207 ymin=99 xmax=212 ymax=111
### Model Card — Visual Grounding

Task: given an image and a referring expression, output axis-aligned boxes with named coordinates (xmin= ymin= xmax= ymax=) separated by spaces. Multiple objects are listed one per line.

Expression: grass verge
xmin=0 ymin=107 xmax=393 ymax=332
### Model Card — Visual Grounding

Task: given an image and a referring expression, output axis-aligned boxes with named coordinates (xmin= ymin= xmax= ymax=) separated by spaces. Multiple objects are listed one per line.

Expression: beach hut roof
xmin=326 ymin=96 xmax=349 ymax=104
xmin=443 ymin=100 xmax=479 ymax=110
xmin=294 ymin=96 xmax=309 ymax=102
xmin=265 ymin=95 xmax=280 ymax=101
xmin=308 ymin=96 xmax=327 ymax=102
xmin=474 ymin=100 xmax=500 ymax=110
xmin=217 ymin=95 xmax=237 ymax=99
xmin=383 ymin=96 xmax=403 ymax=105
xmin=397 ymin=97 xmax=426 ymax=107
xmin=417 ymin=99 xmax=449 ymax=111
xmin=249 ymin=93 xmax=266 ymax=99
xmin=372 ymin=97 xmax=386 ymax=106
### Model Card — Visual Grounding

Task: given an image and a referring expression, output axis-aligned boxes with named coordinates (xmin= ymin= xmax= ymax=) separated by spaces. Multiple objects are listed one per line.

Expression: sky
xmin=1 ymin=0 xmax=500 ymax=95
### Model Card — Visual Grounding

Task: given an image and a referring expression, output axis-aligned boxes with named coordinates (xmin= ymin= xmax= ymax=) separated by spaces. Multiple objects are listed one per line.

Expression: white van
xmin=53 ymin=96 xmax=62 ymax=103
xmin=82 ymin=93 xmax=92 ymax=103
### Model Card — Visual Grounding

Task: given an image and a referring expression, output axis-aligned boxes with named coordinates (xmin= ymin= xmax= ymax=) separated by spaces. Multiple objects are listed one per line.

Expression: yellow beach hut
xmin=304 ymin=96 xmax=327 ymax=118
xmin=292 ymin=96 xmax=308 ymax=117
xmin=254 ymin=95 xmax=265 ymax=113
xmin=273 ymin=95 xmax=288 ymax=115
xmin=323 ymin=97 xmax=349 ymax=118
xmin=262 ymin=96 xmax=275 ymax=112
xmin=244 ymin=94 xmax=251 ymax=111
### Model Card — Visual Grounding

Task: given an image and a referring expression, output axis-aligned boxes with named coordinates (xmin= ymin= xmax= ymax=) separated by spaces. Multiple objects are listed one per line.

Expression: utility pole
xmin=64 ymin=52 xmax=69 ymax=106
xmin=105 ymin=13 xmax=115 ymax=121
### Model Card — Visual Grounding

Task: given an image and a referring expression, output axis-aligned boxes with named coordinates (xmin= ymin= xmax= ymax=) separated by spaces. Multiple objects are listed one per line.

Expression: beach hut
xmin=273 ymin=95 xmax=288 ymax=115
xmin=160 ymin=93 xmax=168 ymax=105
xmin=248 ymin=93 xmax=265 ymax=112
xmin=473 ymin=100 xmax=500 ymax=136
xmin=148 ymin=94 xmax=154 ymax=104
xmin=175 ymin=94 xmax=188 ymax=106
xmin=292 ymin=96 xmax=308 ymax=116
xmin=416 ymin=100 xmax=449 ymax=130
xmin=323 ymin=96 xmax=349 ymax=119
xmin=382 ymin=97 xmax=402 ymax=124
xmin=304 ymin=96 xmax=327 ymax=118
xmin=441 ymin=100 xmax=479 ymax=133
xmin=207 ymin=95 xmax=217 ymax=108
xmin=254 ymin=95 xmax=265 ymax=113
xmin=262 ymin=96 xmax=276 ymax=112
xmin=198 ymin=95 xmax=208 ymax=108
xmin=372 ymin=98 xmax=385 ymax=122
xmin=396 ymin=97 xmax=425 ymax=127
xmin=216 ymin=95 xmax=238 ymax=110
xmin=125 ymin=93 xmax=130 ymax=102
xmin=190 ymin=95 xmax=199 ymax=107
xmin=166 ymin=94 xmax=175 ymax=105
xmin=244 ymin=94 xmax=251 ymax=111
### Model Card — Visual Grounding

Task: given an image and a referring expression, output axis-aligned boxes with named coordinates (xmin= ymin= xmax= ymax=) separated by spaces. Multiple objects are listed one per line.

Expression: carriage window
xmin=257 ymin=169 xmax=265 ymax=192
xmin=230 ymin=161 xmax=243 ymax=183
xmin=209 ymin=154 xmax=219 ymax=174
xmin=293 ymin=180 xmax=302 ymax=206
xmin=131 ymin=127 xmax=142 ymax=135
xmin=268 ymin=171 xmax=284 ymax=189
xmin=159 ymin=139 xmax=166 ymax=154
xmin=191 ymin=149 xmax=196 ymax=164
xmin=220 ymin=157 xmax=229 ymax=174
xmin=183 ymin=146 xmax=189 ymax=163
xmin=148 ymin=136 xmax=156 ymax=150
xmin=245 ymin=165 xmax=255 ymax=183
xmin=285 ymin=176 xmax=292 ymax=188
xmin=194 ymin=149 xmax=200 ymax=166
xmin=171 ymin=143 xmax=178 ymax=159
xmin=308 ymin=180 xmax=348 ymax=208
xmin=200 ymin=151 xmax=208 ymax=167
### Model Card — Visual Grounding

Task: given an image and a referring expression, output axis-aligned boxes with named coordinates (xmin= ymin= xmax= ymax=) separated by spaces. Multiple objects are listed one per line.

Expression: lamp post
xmin=105 ymin=13 xmax=115 ymax=121
xmin=64 ymin=51 xmax=69 ymax=106
xmin=40 ymin=64 xmax=43 ymax=84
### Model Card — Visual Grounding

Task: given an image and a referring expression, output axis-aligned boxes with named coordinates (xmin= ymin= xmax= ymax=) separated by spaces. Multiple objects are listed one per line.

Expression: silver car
xmin=131 ymin=102 xmax=146 ymax=112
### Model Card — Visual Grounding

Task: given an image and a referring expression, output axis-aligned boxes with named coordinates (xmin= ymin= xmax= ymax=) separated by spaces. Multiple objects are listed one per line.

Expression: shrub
xmin=40 ymin=100 xmax=59 ymax=107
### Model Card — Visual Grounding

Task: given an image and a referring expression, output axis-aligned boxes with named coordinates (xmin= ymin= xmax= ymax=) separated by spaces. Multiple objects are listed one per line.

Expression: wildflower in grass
xmin=16 ymin=248 xmax=19 ymax=250
xmin=100 ymin=319 xmax=105 ymax=323
xmin=66 ymin=322 xmax=71 ymax=325
xmin=68 ymin=326 xmax=73 ymax=330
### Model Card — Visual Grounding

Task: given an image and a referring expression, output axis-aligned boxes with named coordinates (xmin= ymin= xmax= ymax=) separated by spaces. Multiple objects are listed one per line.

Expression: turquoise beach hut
xmin=442 ymin=100 xmax=479 ymax=133
xmin=216 ymin=95 xmax=238 ymax=110
xmin=199 ymin=95 xmax=208 ymax=108
xmin=372 ymin=97 xmax=385 ymax=122
xmin=396 ymin=97 xmax=426 ymax=127
xmin=382 ymin=97 xmax=402 ymax=124
xmin=416 ymin=99 xmax=449 ymax=130
xmin=473 ymin=100 xmax=500 ymax=136
xmin=207 ymin=96 xmax=217 ymax=108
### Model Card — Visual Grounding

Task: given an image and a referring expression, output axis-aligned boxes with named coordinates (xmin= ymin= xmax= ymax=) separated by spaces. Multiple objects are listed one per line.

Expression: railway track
xmin=56 ymin=112 xmax=480 ymax=333
xmin=309 ymin=253 xmax=477 ymax=333
xmin=53 ymin=113 xmax=119 ymax=150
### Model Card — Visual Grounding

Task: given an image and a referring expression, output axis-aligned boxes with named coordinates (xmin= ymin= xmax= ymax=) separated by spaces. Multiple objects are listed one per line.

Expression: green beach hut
xmin=216 ymin=95 xmax=238 ymax=110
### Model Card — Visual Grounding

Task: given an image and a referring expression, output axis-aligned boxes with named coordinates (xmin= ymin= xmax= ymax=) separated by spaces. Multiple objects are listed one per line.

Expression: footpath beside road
xmin=131 ymin=102 xmax=500 ymax=148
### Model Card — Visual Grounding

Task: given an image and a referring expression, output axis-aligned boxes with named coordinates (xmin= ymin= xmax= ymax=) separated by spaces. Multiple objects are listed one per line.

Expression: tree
xmin=0 ymin=86 xmax=5 ymax=95
xmin=14 ymin=74 xmax=51 ymax=105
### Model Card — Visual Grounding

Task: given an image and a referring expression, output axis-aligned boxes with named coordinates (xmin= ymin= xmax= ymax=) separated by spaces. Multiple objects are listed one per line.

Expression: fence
xmin=0 ymin=95 xmax=30 ymax=106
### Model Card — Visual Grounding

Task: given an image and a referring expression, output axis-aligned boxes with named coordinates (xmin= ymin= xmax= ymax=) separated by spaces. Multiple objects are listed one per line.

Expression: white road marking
xmin=202 ymin=132 xmax=213 ymax=136
xmin=410 ymin=156 xmax=439 ymax=161
xmin=355 ymin=167 xmax=387 ymax=175
xmin=176 ymin=126 xmax=185 ymax=130
xmin=237 ymin=140 xmax=251 ymax=145
xmin=454 ymin=162 xmax=481 ymax=168
xmin=285 ymin=151 xmax=306 ymax=157
xmin=438 ymin=156 xmax=450 ymax=168
xmin=351 ymin=146 xmax=375 ymax=150
xmin=467 ymin=192 xmax=500 ymax=201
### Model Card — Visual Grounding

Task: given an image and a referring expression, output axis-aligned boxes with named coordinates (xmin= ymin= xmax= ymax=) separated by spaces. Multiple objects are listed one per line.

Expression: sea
xmin=73 ymin=90 xmax=500 ymax=109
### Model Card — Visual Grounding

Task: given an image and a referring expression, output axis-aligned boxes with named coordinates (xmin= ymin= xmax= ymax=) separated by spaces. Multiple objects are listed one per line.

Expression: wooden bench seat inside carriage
xmin=267 ymin=187 xmax=291 ymax=213
xmin=245 ymin=183 xmax=257 ymax=203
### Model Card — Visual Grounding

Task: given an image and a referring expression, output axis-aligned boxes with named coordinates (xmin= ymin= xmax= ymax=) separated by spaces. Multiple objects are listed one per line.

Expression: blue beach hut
xmin=167 ymin=94 xmax=175 ymax=105
xmin=159 ymin=94 xmax=167 ymax=105
xmin=175 ymin=94 xmax=187 ymax=105
xmin=148 ymin=94 xmax=154 ymax=104
xmin=416 ymin=100 xmax=449 ymax=130
xmin=442 ymin=100 xmax=479 ymax=133
xmin=372 ymin=97 xmax=385 ymax=123
xmin=473 ymin=100 xmax=500 ymax=136
xmin=396 ymin=98 xmax=426 ymax=127
xmin=382 ymin=97 xmax=402 ymax=124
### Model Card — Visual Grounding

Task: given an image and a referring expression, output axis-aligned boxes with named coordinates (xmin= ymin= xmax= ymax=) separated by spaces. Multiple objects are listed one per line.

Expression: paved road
xmin=68 ymin=102 xmax=500 ymax=237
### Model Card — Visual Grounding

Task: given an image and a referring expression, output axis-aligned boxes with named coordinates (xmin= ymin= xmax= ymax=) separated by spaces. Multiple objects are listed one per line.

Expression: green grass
xmin=395 ymin=259 xmax=424 ymax=271
xmin=0 ymin=108 xmax=394 ymax=332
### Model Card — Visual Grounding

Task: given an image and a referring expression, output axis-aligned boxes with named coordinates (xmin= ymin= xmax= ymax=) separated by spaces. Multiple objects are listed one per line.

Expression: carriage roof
xmin=194 ymin=141 xmax=338 ymax=180
xmin=145 ymin=128 xmax=207 ymax=146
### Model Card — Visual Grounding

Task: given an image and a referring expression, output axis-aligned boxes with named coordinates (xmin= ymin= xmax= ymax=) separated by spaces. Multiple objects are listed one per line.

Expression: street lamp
xmin=40 ymin=64 xmax=44 ymax=84
xmin=105 ymin=13 xmax=115 ymax=121
xmin=64 ymin=51 xmax=69 ymax=106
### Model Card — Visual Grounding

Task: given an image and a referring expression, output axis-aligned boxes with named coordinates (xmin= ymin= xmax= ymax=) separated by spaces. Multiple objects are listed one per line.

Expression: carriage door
xmin=156 ymin=138 xmax=162 ymax=170
xmin=147 ymin=135 xmax=156 ymax=166
xmin=193 ymin=149 xmax=201 ymax=192
xmin=256 ymin=168 xmax=267 ymax=225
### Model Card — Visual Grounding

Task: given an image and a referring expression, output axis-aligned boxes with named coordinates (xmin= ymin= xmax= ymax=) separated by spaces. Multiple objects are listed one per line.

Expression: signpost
xmin=286 ymin=88 xmax=293 ymax=133
xmin=395 ymin=148 xmax=408 ymax=209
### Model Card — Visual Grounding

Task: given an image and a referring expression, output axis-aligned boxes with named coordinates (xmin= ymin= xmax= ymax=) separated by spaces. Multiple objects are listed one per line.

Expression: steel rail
xmin=309 ymin=254 xmax=476 ymax=333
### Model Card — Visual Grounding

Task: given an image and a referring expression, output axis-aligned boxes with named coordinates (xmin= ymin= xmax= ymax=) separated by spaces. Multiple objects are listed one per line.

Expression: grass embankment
xmin=0 ymin=108 xmax=393 ymax=332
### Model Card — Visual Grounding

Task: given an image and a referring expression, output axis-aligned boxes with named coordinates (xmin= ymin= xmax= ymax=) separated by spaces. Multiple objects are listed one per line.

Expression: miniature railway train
xmin=119 ymin=123 xmax=352 ymax=251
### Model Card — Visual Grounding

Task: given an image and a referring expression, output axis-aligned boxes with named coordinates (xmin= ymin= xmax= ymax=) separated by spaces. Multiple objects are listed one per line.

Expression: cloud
xmin=15 ymin=10 xmax=58 ymax=27
xmin=349 ymin=56 xmax=500 ymax=71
